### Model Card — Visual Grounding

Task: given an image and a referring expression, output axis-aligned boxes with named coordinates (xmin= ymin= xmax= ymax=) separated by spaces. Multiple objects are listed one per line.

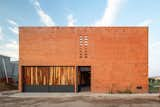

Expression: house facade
xmin=19 ymin=27 xmax=148 ymax=93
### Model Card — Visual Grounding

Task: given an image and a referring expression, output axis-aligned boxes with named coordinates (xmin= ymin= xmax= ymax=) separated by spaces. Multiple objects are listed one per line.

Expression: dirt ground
xmin=0 ymin=82 xmax=17 ymax=92
xmin=0 ymin=94 xmax=160 ymax=107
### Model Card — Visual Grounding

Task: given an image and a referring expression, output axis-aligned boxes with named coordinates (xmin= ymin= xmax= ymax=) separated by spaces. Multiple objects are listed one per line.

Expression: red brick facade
xmin=19 ymin=27 xmax=148 ymax=93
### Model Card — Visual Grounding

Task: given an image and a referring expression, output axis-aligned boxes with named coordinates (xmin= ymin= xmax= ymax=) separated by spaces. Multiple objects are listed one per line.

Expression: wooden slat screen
xmin=23 ymin=66 xmax=75 ymax=86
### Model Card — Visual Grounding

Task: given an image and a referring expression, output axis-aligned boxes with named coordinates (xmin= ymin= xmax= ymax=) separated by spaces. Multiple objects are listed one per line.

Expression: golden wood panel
xmin=23 ymin=66 xmax=75 ymax=86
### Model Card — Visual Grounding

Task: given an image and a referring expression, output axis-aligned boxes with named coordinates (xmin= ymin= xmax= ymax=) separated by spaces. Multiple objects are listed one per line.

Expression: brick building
xmin=19 ymin=27 xmax=148 ymax=93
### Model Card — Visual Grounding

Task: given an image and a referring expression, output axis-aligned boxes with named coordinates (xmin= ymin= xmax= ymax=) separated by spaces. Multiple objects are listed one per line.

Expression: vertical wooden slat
xmin=43 ymin=70 xmax=45 ymax=85
xmin=30 ymin=67 xmax=31 ymax=85
xmin=65 ymin=67 xmax=67 ymax=85
xmin=53 ymin=67 xmax=55 ymax=85
xmin=40 ymin=68 xmax=42 ymax=85
xmin=30 ymin=67 xmax=32 ymax=85
xmin=61 ymin=66 xmax=62 ymax=85
xmin=69 ymin=67 xmax=70 ymax=85
xmin=72 ymin=67 xmax=75 ymax=84
xmin=68 ymin=67 xmax=70 ymax=85
xmin=67 ymin=67 xmax=70 ymax=85
xmin=40 ymin=67 xmax=42 ymax=85
xmin=35 ymin=67 xmax=38 ymax=85
xmin=59 ymin=66 xmax=61 ymax=85
xmin=44 ymin=67 xmax=46 ymax=85
xmin=52 ymin=67 xmax=54 ymax=85
xmin=44 ymin=67 xmax=45 ymax=85
xmin=28 ymin=67 xmax=31 ymax=85
xmin=70 ymin=67 xmax=72 ymax=84
xmin=41 ymin=67 xmax=42 ymax=85
xmin=54 ymin=66 xmax=56 ymax=85
xmin=63 ymin=67 xmax=65 ymax=85
xmin=59 ymin=67 xmax=61 ymax=85
xmin=70 ymin=67 xmax=73 ymax=85
xmin=52 ymin=66 xmax=54 ymax=85
xmin=58 ymin=66 xmax=59 ymax=85
xmin=55 ymin=67 xmax=57 ymax=85
xmin=72 ymin=67 xmax=74 ymax=84
xmin=33 ymin=67 xmax=35 ymax=85
xmin=55 ymin=66 xmax=57 ymax=85
xmin=37 ymin=67 xmax=40 ymax=85
xmin=26 ymin=67 xmax=28 ymax=85
xmin=49 ymin=67 xmax=51 ymax=85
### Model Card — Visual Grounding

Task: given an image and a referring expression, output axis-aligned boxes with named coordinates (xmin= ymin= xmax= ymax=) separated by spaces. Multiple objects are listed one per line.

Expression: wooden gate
xmin=23 ymin=66 xmax=75 ymax=92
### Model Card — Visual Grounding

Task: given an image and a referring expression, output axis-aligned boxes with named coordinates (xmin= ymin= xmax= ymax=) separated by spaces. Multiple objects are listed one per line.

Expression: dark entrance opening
xmin=78 ymin=66 xmax=91 ymax=92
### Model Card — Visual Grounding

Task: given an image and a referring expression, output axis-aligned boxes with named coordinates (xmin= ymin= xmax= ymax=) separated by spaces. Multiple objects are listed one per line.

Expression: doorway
xmin=78 ymin=66 xmax=91 ymax=92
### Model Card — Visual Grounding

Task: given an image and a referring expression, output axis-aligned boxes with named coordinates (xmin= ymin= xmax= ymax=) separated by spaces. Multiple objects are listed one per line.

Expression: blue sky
xmin=0 ymin=0 xmax=159 ymax=77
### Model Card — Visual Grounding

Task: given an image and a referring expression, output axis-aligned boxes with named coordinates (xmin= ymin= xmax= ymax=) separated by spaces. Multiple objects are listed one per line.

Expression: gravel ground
xmin=0 ymin=92 xmax=160 ymax=107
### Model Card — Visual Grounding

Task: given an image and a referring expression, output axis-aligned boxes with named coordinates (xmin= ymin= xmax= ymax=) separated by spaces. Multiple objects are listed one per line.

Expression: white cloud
xmin=0 ymin=22 xmax=18 ymax=59
xmin=149 ymin=41 xmax=160 ymax=77
xmin=150 ymin=41 xmax=160 ymax=48
xmin=138 ymin=19 xmax=153 ymax=26
xmin=5 ymin=40 xmax=18 ymax=49
xmin=9 ymin=26 xmax=18 ymax=35
xmin=67 ymin=14 xmax=76 ymax=26
xmin=32 ymin=0 xmax=55 ymax=26
xmin=8 ymin=19 xmax=18 ymax=26
xmin=8 ymin=19 xmax=19 ymax=35
xmin=95 ymin=0 xmax=126 ymax=26
xmin=0 ymin=27 xmax=4 ymax=40
xmin=0 ymin=40 xmax=19 ymax=59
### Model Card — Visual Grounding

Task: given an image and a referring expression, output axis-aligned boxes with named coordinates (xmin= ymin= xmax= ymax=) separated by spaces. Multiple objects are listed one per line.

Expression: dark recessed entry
xmin=77 ymin=66 xmax=91 ymax=92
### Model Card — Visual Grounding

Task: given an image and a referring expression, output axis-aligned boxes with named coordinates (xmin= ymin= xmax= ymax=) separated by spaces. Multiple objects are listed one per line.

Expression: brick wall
xmin=19 ymin=27 xmax=148 ymax=93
